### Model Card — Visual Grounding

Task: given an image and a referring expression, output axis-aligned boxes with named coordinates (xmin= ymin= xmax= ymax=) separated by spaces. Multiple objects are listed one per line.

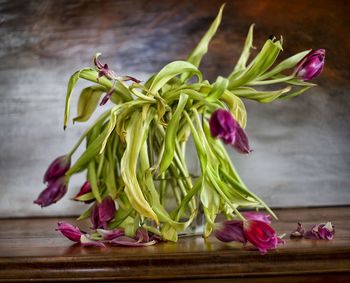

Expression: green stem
xmin=67 ymin=110 xmax=111 ymax=158
xmin=247 ymin=75 xmax=294 ymax=85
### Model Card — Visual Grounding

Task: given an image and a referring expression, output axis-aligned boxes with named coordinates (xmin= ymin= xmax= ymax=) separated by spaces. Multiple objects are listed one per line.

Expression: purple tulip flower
xmin=43 ymin=155 xmax=70 ymax=183
xmin=91 ymin=196 xmax=116 ymax=229
xmin=243 ymin=219 xmax=284 ymax=255
xmin=34 ymin=177 xmax=67 ymax=207
xmin=73 ymin=181 xmax=94 ymax=204
xmin=242 ymin=212 xmax=272 ymax=224
xmin=93 ymin=53 xmax=140 ymax=83
xmin=56 ymin=221 xmax=84 ymax=242
xmin=93 ymin=53 xmax=116 ymax=80
xmin=215 ymin=212 xmax=283 ymax=255
xmin=214 ymin=220 xmax=247 ymax=244
xmin=295 ymin=49 xmax=325 ymax=81
xmin=209 ymin=109 xmax=251 ymax=153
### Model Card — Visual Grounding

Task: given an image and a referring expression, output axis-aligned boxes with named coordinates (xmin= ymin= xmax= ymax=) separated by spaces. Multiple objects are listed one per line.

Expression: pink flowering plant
xmin=35 ymin=5 xmax=325 ymax=252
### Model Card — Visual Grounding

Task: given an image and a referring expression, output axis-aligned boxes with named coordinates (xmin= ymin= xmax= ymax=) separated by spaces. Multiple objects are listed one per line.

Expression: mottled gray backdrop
xmin=0 ymin=0 xmax=349 ymax=217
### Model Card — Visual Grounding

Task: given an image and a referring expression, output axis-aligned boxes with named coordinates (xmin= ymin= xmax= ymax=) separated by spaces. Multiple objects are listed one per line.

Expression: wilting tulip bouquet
xmin=35 ymin=5 xmax=325 ymax=251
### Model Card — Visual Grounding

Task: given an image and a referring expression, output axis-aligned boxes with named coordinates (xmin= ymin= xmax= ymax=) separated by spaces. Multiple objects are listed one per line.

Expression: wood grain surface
xmin=0 ymin=206 xmax=349 ymax=282
xmin=0 ymin=0 xmax=350 ymax=217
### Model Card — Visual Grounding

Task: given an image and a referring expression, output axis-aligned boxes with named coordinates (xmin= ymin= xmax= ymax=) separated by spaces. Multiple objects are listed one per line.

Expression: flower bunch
xmin=34 ymin=5 xmax=324 ymax=252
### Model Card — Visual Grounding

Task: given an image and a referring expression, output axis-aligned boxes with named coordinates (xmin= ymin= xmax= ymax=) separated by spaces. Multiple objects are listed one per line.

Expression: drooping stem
xmin=67 ymin=109 xmax=111 ymax=158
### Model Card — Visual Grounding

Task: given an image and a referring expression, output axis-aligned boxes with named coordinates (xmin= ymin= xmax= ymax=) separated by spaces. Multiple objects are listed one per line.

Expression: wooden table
xmin=0 ymin=206 xmax=349 ymax=282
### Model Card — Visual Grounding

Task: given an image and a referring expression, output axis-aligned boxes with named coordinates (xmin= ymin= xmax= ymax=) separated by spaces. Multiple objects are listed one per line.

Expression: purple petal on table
xmin=97 ymin=228 xmax=124 ymax=241
xmin=304 ymin=225 xmax=321 ymax=239
xmin=109 ymin=236 xmax=157 ymax=247
xmin=290 ymin=222 xmax=305 ymax=238
xmin=56 ymin=221 xmax=84 ymax=242
xmin=135 ymin=228 xmax=150 ymax=243
xmin=317 ymin=222 xmax=335 ymax=240
xmin=80 ymin=234 xmax=106 ymax=247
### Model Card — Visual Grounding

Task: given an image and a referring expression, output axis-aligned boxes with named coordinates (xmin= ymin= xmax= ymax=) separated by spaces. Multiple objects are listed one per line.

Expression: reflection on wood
xmin=0 ymin=207 xmax=349 ymax=282
xmin=0 ymin=0 xmax=350 ymax=217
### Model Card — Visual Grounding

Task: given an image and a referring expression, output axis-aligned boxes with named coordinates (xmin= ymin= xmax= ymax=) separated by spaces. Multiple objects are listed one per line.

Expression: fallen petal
xmin=109 ymin=236 xmax=157 ymax=247
xmin=56 ymin=221 xmax=83 ymax=242
xmin=290 ymin=222 xmax=305 ymax=238
xmin=97 ymin=228 xmax=124 ymax=241
xmin=80 ymin=234 xmax=106 ymax=247
xmin=317 ymin=222 xmax=335 ymax=240
xmin=304 ymin=225 xmax=320 ymax=239
xmin=136 ymin=228 xmax=150 ymax=243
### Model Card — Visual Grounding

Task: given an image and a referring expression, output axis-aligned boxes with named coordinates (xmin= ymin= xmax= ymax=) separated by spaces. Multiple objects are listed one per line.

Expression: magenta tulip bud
xmin=73 ymin=181 xmax=94 ymax=204
xmin=91 ymin=196 xmax=116 ymax=229
xmin=34 ymin=177 xmax=67 ymax=207
xmin=243 ymin=220 xmax=284 ymax=255
xmin=214 ymin=220 xmax=247 ymax=244
xmin=242 ymin=212 xmax=272 ymax=224
xmin=295 ymin=49 xmax=325 ymax=81
xmin=43 ymin=155 xmax=71 ymax=183
xmin=56 ymin=221 xmax=84 ymax=242
xmin=209 ymin=109 xmax=252 ymax=154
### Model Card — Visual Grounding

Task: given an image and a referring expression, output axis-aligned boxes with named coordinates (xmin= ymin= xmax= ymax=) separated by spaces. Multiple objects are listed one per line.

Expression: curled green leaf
xmin=149 ymin=61 xmax=202 ymax=94
xmin=73 ymin=85 xmax=106 ymax=123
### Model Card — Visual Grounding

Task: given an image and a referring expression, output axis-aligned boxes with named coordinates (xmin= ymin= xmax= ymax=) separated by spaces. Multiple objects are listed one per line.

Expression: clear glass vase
xmin=153 ymin=175 xmax=205 ymax=237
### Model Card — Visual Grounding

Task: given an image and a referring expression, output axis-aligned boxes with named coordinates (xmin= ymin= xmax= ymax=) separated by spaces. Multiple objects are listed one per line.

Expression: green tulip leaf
xmin=159 ymin=94 xmax=189 ymax=174
xmin=232 ymin=86 xmax=291 ymax=103
xmin=181 ymin=4 xmax=225 ymax=81
xmin=121 ymin=111 xmax=159 ymax=223
xmin=257 ymin=50 xmax=311 ymax=80
xmin=228 ymin=38 xmax=283 ymax=89
xmin=73 ymin=85 xmax=106 ymax=123
xmin=149 ymin=61 xmax=202 ymax=94
xmin=230 ymin=24 xmax=255 ymax=78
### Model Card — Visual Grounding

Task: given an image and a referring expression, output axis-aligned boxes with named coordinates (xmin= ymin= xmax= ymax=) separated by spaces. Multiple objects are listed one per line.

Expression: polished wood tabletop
xmin=0 ymin=206 xmax=349 ymax=282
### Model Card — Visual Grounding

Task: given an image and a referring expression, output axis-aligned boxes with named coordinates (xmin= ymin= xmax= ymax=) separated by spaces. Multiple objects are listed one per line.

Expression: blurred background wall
xmin=0 ymin=0 xmax=349 ymax=217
